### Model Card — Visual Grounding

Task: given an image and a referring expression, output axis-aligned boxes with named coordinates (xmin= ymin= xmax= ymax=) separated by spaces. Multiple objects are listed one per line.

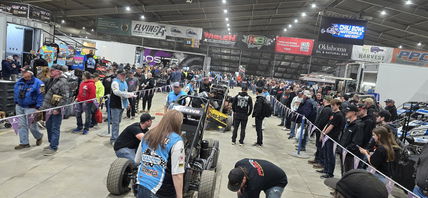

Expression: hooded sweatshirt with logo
xmin=77 ymin=79 xmax=96 ymax=103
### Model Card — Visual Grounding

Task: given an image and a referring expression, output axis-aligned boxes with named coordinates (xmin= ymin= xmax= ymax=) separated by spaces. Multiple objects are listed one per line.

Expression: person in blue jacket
xmin=164 ymin=82 xmax=187 ymax=113
xmin=13 ymin=69 xmax=44 ymax=150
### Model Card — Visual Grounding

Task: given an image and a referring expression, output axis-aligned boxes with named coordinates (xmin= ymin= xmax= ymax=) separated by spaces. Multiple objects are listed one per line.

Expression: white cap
xmin=6 ymin=56 xmax=13 ymax=60
xmin=303 ymin=90 xmax=312 ymax=97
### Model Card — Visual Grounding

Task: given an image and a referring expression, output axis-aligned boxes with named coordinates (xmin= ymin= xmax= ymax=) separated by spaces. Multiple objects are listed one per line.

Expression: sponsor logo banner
xmin=142 ymin=48 xmax=205 ymax=70
xmin=391 ymin=49 xmax=428 ymax=67
xmin=351 ymin=45 xmax=394 ymax=63
xmin=313 ymin=41 xmax=352 ymax=59
xmin=318 ymin=16 xmax=367 ymax=45
xmin=96 ymin=17 xmax=131 ymax=36
xmin=203 ymin=32 xmax=237 ymax=46
xmin=131 ymin=21 xmax=166 ymax=40
xmin=29 ymin=6 xmax=51 ymax=22
xmin=165 ymin=25 xmax=202 ymax=40
xmin=0 ymin=2 xmax=28 ymax=18
xmin=240 ymin=35 xmax=274 ymax=50
xmin=275 ymin=36 xmax=314 ymax=56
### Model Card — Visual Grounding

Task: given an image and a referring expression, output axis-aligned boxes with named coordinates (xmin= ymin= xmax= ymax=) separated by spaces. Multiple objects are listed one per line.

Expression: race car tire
xmin=106 ymin=158 xmax=134 ymax=195
xmin=198 ymin=170 xmax=216 ymax=198
xmin=204 ymin=139 xmax=220 ymax=169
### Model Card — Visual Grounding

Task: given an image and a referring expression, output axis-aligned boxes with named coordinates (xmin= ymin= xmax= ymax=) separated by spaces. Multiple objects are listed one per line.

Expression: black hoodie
xmin=232 ymin=92 xmax=253 ymax=119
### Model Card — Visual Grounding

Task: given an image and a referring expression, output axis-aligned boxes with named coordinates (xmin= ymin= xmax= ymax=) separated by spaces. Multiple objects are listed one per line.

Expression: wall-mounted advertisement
xmin=165 ymin=24 xmax=203 ymax=40
xmin=143 ymin=48 xmax=205 ymax=70
xmin=0 ymin=2 xmax=28 ymax=18
xmin=96 ymin=17 xmax=131 ymax=36
xmin=203 ymin=32 xmax=237 ymax=46
xmin=238 ymin=35 xmax=275 ymax=50
xmin=29 ymin=6 xmax=51 ymax=22
xmin=318 ymin=16 xmax=367 ymax=45
xmin=391 ymin=48 xmax=428 ymax=67
xmin=351 ymin=45 xmax=394 ymax=63
xmin=275 ymin=36 xmax=314 ymax=56
xmin=313 ymin=41 xmax=352 ymax=59
xmin=131 ymin=21 xmax=166 ymax=40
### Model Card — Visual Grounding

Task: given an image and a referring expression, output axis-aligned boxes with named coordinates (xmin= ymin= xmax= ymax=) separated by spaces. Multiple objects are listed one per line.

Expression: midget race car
xmin=106 ymin=95 xmax=220 ymax=198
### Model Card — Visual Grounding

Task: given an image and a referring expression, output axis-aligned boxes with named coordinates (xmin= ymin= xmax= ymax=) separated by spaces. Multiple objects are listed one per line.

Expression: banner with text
xmin=131 ymin=21 xmax=166 ymax=40
xmin=237 ymin=35 xmax=275 ymax=50
xmin=391 ymin=48 xmax=428 ymax=67
xmin=203 ymin=32 xmax=237 ymax=46
xmin=0 ymin=2 xmax=28 ymax=18
xmin=313 ymin=41 xmax=352 ymax=59
xmin=165 ymin=25 xmax=203 ymax=40
xmin=351 ymin=45 xmax=393 ymax=63
xmin=275 ymin=36 xmax=314 ymax=56
xmin=143 ymin=48 xmax=205 ymax=70
xmin=96 ymin=17 xmax=131 ymax=36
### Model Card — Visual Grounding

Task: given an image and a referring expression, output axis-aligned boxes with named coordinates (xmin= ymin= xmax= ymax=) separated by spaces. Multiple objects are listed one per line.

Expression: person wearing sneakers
xmin=113 ymin=113 xmax=154 ymax=161
xmin=13 ymin=69 xmax=44 ymax=150
xmin=231 ymin=87 xmax=253 ymax=146
xmin=227 ymin=158 xmax=288 ymax=198
xmin=73 ymin=71 xmax=96 ymax=135
xmin=40 ymin=64 xmax=70 ymax=156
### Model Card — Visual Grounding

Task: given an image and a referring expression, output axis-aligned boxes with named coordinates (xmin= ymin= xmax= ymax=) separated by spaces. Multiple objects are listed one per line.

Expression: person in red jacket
xmin=73 ymin=72 xmax=96 ymax=135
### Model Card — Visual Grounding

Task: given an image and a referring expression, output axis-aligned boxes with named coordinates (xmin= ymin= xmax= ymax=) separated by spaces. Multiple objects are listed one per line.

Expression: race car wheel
xmin=198 ymin=170 xmax=216 ymax=198
xmin=204 ymin=139 xmax=220 ymax=169
xmin=224 ymin=116 xmax=233 ymax=132
xmin=106 ymin=158 xmax=135 ymax=195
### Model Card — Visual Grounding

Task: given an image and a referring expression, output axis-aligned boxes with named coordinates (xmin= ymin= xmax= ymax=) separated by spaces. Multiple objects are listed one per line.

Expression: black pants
xmin=127 ymin=98 xmax=136 ymax=118
xmin=314 ymin=130 xmax=324 ymax=164
xmin=136 ymin=92 xmax=142 ymax=112
xmin=255 ymin=117 xmax=264 ymax=145
xmin=232 ymin=118 xmax=248 ymax=144
xmin=142 ymin=94 xmax=154 ymax=111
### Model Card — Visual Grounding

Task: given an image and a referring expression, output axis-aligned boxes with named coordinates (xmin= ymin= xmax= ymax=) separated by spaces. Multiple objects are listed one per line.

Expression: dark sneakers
xmin=320 ymin=174 xmax=334 ymax=179
xmin=36 ymin=134 xmax=43 ymax=146
xmin=15 ymin=144 xmax=30 ymax=150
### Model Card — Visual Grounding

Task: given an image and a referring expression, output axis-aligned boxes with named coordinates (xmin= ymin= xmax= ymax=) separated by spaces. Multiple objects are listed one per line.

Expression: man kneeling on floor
xmin=228 ymin=158 xmax=288 ymax=198
xmin=113 ymin=113 xmax=154 ymax=161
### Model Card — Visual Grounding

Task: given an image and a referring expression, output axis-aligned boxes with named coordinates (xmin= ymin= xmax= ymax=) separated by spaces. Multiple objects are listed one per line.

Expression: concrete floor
xmin=0 ymin=88 xmax=335 ymax=198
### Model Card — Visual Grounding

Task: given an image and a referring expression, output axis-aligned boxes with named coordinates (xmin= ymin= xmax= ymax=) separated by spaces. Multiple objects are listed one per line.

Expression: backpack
xmin=262 ymin=98 xmax=272 ymax=118
xmin=388 ymin=147 xmax=416 ymax=191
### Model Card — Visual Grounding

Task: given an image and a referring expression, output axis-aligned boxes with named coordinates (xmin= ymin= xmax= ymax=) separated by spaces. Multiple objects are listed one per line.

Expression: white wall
xmin=56 ymin=36 xmax=138 ymax=64
xmin=376 ymin=63 xmax=428 ymax=106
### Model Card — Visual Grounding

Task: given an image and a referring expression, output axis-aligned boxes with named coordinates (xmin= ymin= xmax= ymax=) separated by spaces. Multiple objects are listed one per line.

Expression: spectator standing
xmin=91 ymin=72 xmax=104 ymax=128
xmin=141 ymin=72 xmax=156 ymax=113
xmin=231 ymin=87 xmax=253 ymax=146
xmin=165 ymin=82 xmax=187 ymax=113
xmin=413 ymin=144 xmax=428 ymax=198
xmin=126 ymin=71 xmax=139 ymax=119
xmin=184 ymin=79 xmax=196 ymax=95
xmin=357 ymin=103 xmax=376 ymax=148
xmin=73 ymin=71 xmax=96 ymax=135
xmin=297 ymin=90 xmax=317 ymax=151
xmin=199 ymin=77 xmax=211 ymax=93
xmin=252 ymin=88 xmax=268 ymax=147
xmin=288 ymin=91 xmax=303 ymax=139
xmin=363 ymin=98 xmax=378 ymax=117
xmin=109 ymin=70 xmax=137 ymax=145
xmin=384 ymin=99 xmax=398 ymax=121
xmin=319 ymin=99 xmax=345 ymax=178
xmin=2 ymin=56 xmax=14 ymax=80
xmin=40 ymin=65 xmax=70 ymax=156
xmin=13 ymin=70 xmax=44 ymax=150
xmin=135 ymin=67 xmax=146 ymax=112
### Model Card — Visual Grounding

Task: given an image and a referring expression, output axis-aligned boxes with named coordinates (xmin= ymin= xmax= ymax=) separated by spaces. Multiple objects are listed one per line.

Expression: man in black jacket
xmin=199 ymin=77 xmax=211 ymax=93
xmin=232 ymin=87 xmax=253 ymax=145
xmin=357 ymin=103 xmax=376 ymax=148
xmin=413 ymin=144 xmax=428 ymax=198
xmin=384 ymin=99 xmax=398 ymax=121
xmin=252 ymin=88 xmax=267 ymax=147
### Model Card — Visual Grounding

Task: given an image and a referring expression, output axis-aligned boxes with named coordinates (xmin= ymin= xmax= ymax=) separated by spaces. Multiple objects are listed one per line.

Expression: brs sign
xmin=393 ymin=49 xmax=428 ymax=67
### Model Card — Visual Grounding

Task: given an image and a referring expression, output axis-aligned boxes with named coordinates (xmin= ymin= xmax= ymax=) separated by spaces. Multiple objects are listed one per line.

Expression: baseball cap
xmin=324 ymin=169 xmax=388 ymax=198
xmin=227 ymin=168 xmax=245 ymax=192
xmin=384 ymin=99 xmax=394 ymax=103
xmin=357 ymin=103 xmax=366 ymax=109
xmin=140 ymin=113 xmax=155 ymax=123
xmin=172 ymin=82 xmax=180 ymax=88
xmin=117 ymin=70 xmax=126 ymax=75
xmin=345 ymin=104 xmax=359 ymax=112
xmin=51 ymin=64 xmax=63 ymax=71
xmin=6 ymin=55 xmax=13 ymax=60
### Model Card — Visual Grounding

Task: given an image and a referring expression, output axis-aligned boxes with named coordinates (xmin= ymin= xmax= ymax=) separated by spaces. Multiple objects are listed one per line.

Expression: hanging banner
xmin=391 ymin=48 xmax=428 ymax=67
xmin=29 ymin=6 xmax=51 ymax=22
xmin=319 ymin=16 xmax=367 ymax=45
xmin=0 ymin=2 xmax=28 ymax=18
xmin=96 ymin=17 xmax=131 ymax=36
xmin=143 ymin=48 xmax=205 ymax=70
xmin=39 ymin=45 xmax=55 ymax=67
xmin=165 ymin=24 xmax=203 ymax=40
xmin=275 ymin=36 xmax=314 ymax=56
xmin=71 ymin=51 xmax=86 ymax=70
xmin=351 ymin=45 xmax=394 ymax=63
xmin=56 ymin=43 xmax=68 ymax=66
xmin=203 ymin=32 xmax=237 ymax=46
xmin=131 ymin=21 xmax=166 ymax=40
xmin=313 ymin=41 xmax=352 ymax=59
xmin=238 ymin=35 xmax=275 ymax=50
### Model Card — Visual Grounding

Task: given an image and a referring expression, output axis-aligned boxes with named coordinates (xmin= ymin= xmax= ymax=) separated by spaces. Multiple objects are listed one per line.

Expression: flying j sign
xmin=131 ymin=21 xmax=166 ymax=40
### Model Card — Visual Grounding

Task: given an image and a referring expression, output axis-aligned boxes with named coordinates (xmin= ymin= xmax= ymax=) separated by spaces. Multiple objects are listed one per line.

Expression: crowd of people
xmin=4 ymin=62 xmax=428 ymax=198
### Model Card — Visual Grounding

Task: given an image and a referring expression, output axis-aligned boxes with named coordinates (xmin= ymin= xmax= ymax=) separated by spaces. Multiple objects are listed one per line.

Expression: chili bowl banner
xmin=351 ymin=45 xmax=394 ymax=63
xmin=131 ymin=21 xmax=166 ymax=40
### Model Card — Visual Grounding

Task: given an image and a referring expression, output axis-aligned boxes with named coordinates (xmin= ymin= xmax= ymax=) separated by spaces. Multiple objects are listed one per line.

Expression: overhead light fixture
xmin=301 ymin=12 xmax=307 ymax=17
xmin=311 ymin=3 xmax=317 ymax=8
xmin=82 ymin=27 xmax=85 ymax=30
xmin=398 ymin=45 xmax=402 ymax=48
xmin=222 ymin=0 xmax=226 ymax=4
xmin=91 ymin=28 xmax=94 ymax=32
xmin=140 ymin=15 xmax=145 ymax=19
xmin=228 ymin=32 xmax=231 ymax=35
xmin=224 ymin=9 xmax=228 ymax=14
xmin=85 ymin=36 xmax=88 ymax=39
xmin=227 ymin=23 xmax=230 ymax=27
xmin=227 ymin=28 xmax=230 ymax=31
xmin=417 ymin=42 xmax=422 ymax=46
xmin=405 ymin=0 xmax=413 ymax=5
xmin=283 ymin=28 xmax=287 ymax=32
xmin=61 ymin=19 xmax=65 ymax=24
xmin=225 ymin=17 xmax=229 ymax=21
xmin=294 ymin=19 xmax=298 ymax=23
xmin=380 ymin=10 xmax=386 ymax=15
xmin=288 ymin=24 xmax=292 ymax=28
xmin=125 ymin=6 xmax=131 ymax=11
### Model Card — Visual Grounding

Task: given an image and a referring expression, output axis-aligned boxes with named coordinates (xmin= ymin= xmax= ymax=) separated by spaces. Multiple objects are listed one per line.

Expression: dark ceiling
xmin=11 ymin=0 xmax=428 ymax=50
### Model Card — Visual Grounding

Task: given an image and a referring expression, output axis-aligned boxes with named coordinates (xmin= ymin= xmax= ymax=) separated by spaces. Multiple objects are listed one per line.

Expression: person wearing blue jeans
xmin=227 ymin=158 xmax=288 ymax=198
xmin=13 ymin=70 xmax=44 ymax=150
xmin=413 ymin=186 xmax=428 ymax=198
xmin=46 ymin=113 xmax=62 ymax=151
xmin=109 ymin=70 xmax=137 ymax=145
